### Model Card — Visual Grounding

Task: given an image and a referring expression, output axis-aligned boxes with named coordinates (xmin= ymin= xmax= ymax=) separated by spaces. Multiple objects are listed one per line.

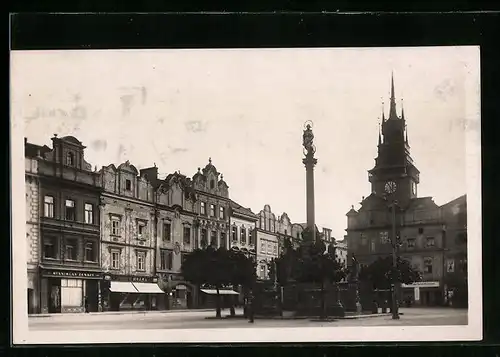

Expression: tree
xmin=181 ymin=246 xmax=233 ymax=318
xmin=227 ymin=249 xmax=257 ymax=316
xmin=359 ymin=256 xmax=421 ymax=291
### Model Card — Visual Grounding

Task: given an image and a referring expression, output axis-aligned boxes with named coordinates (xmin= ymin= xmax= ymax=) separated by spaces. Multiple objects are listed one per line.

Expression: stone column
xmin=302 ymin=123 xmax=317 ymax=242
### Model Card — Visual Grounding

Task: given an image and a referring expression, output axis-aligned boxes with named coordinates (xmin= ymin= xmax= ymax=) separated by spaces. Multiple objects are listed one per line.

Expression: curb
xmin=29 ymin=308 xmax=216 ymax=318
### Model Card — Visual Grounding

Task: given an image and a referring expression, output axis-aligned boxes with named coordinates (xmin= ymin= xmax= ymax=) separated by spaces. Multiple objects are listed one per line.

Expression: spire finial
xmin=221 ymin=174 xmax=224 ymax=180
xmin=389 ymin=72 xmax=398 ymax=119
xmin=381 ymin=100 xmax=385 ymax=122
xmin=401 ymin=98 xmax=405 ymax=119
xmin=209 ymin=157 xmax=212 ymax=164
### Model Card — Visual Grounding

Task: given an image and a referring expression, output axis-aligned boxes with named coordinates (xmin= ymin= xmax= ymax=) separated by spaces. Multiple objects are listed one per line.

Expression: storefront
xmin=27 ymin=269 xmax=40 ymax=314
xmin=402 ymin=281 xmax=441 ymax=306
xmin=39 ymin=268 xmax=102 ymax=314
xmin=199 ymin=286 xmax=240 ymax=309
xmin=101 ymin=274 xmax=164 ymax=311
xmin=157 ymin=273 xmax=196 ymax=310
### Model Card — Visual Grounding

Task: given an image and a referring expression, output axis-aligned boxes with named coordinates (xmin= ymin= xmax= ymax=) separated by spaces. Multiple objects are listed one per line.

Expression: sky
xmin=11 ymin=47 xmax=480 ymax=240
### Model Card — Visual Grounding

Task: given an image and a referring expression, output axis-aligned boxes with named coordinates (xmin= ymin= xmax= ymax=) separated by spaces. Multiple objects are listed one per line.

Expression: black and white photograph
xmin=11 ymin=46 xmax=481 ymax=344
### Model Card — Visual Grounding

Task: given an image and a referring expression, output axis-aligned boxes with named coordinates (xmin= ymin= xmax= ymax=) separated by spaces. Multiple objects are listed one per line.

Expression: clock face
xmin=384 ymin=180 xmax=397 ymax=194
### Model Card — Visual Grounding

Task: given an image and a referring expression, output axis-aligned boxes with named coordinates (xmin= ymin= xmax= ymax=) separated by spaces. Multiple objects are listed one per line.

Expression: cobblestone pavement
xmin=29 ymin=307 xmax=467 ymax=331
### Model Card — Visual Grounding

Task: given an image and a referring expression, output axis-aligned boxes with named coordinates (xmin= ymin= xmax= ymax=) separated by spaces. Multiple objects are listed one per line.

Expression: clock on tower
xmin=384 ymin=180 xmax=397 ymax=194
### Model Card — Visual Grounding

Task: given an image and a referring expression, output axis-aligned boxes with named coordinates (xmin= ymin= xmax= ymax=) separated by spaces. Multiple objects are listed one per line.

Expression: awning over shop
xmin=201 ymin=289 xmax=239 ymax=295
xmin=132 ymin=282 xmax=164 ymax=294
xmin=110 ymin=281 xmax=138 ymax=293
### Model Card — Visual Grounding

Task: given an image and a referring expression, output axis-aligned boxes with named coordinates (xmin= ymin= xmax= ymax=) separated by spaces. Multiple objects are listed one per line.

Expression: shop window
xmin=111 ymin=217 xmax=121 ymax=236
xmin=240 ymin=227 xmax=246 ymax=245
xmin=44 ymin=196 xmax=54 ymax=218
xmin=424 ymin=257 xmax=433 ymax=274
xmin=65 ymin=238 xmax=78 ymax=261
xmin=163 ymin=222 xmax=171 ymax=242
xmin=84 ymin=203 xmax=93 ymax=224
xmin=183 ymin=226 xmax=191 ymax=245
xmin=65 ymin=199 xmax=76 ymax=221
xmin=231 ymin=226 xmax=238 ymax=242
xmin=84 ymin=241 xmax=96 ymax=262
xmin=446 ymin=259 xmax=455 ymax=273
xmin=111 ymin=250 xmax=120 ymax=269
xmin=61 ymin=279 xmax=82 ymax=307
xmin=136 ymin=251 xmax=146 ymax=271
xmin=43 ymin=237 xmax=58 ymax=259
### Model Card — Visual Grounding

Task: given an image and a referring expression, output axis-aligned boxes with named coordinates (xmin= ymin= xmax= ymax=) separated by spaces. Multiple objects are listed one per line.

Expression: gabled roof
xmin=230 ymin=200 xmax=258 ymax=220
xmin=358 ymin=193 xmax=388 ymax=211
xmin=406 ymin=196 xmax=439 ymax=210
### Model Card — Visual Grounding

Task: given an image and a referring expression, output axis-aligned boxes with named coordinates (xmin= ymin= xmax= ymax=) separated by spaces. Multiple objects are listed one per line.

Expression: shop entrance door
xmin=85 ymin=280 xmax=99 ymax=312
xmin=48 ymin=279 xmax=61 ymax=313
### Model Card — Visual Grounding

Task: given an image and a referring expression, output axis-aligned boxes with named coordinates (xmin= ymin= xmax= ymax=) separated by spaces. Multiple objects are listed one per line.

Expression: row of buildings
xmin=344 ymin=77 xmax=468 ymax=306
xmin=25 ymin=135 xmax=346 ymax=314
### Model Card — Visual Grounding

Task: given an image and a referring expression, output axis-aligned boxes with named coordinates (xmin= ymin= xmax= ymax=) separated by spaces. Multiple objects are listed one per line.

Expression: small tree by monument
xmin=359 ymin=256 xmax=421 ymax=293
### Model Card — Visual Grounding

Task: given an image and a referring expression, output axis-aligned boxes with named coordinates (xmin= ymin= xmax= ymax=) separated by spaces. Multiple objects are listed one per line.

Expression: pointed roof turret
xmin=405 ymin=124 xmax=409 ymax=144
xmin=381 ymin=101 xmax=386 ymax=122
xmin=378 ymin=122 xmax=382 ymax=145
xmin=389 ymin=72 xmax=398 ymax=119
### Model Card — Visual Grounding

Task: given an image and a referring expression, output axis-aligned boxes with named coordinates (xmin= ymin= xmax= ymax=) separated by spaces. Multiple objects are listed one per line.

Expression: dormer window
xmin=210 ymin=179 xmax=215 ymax=189
xmin=66 ymin=152 xmax=75 ymax=166
xmin=125 ymin=179 xmax=132 ymax=191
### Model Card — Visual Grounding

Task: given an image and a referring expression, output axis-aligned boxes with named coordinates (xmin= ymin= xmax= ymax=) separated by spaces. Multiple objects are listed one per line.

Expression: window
xmin=111 ymin=217 xmax=121 ymax=236
xmin=160 ymin=249 xmax=173 ymax=270
xmin=84 ymin=241 xmax=96 ymax=262
xmin=219 ymin=206 xmax=225 ymax=219
xmin=65 ymin=238 xmax=78 ymax=260
xmin=426 ymin=237 xmax=435 ymax=247
xmin=210 ymin=231 xmax=217 ymax=246
xmin=136 ymin=251 xmax=146 ymax=271
xmin=260 ymin=265 xmax=266 ymax=279
xmin=284 ymin=229 xmax=288 ymax=236
xmin=65 ymin=199 xmax=75 ymax=221
xmin=232 ymin=226 xmax=238 ymax=242
xmin=260 ymin=241 xmax=266 ymax=253
xmin=66 ymin=152 xmax=74 ymax=166
xmin=379 ymin=231 xmax=390 ymax=244
xmin=111 ymin=250 xmax=120 ymax=269
xmin=220 ymin=232 xmax=226 ymax=248
xmin=210 ymin=204 xmax=215 ymax=217
xmin=424 ymin=257 xmax=433 ymax=274
xmin=418 ymin=227 xmax=424 ymax=235
xmin=200 ymin=202 xmax=206 ymax=215
xmin=43 ymin=237 xmax=57 ymax=259
xmin=267 ymin=243 xmax=273 ymax=254
xmin=125 ymin=179 xmax=132 ymax=191
xmin=240 ymin=227 xmax=246 ymax=245
xmin=249 ymin=229 xmax=256 ymax=245
xmin=44 ymin=196 xmax=54 ymax=218
xmin=370 ymin=240 xmax=376 ymax=252
xmin=210 ymin=180 xmax=215 ymax=189
xmin=183 ymin=226 xmax=191 ymax=245
xmin=201 ymin=229 xmax=207 ymax=248
xmin=163 ymin=222 xmax=171 ymax=241
xmin=61 ymin=279 xmax=82 ymax=307
xmin=407 ymin=238 xmax=416 ymax=248
xmin=446 ymin=259 xmax=455 ymax=273
xmin=360 ymin=233 xmax=367 ymax=245
xmin=137 ymin=221 xmax=146 ymax=239
xmin=84 ymin=203 xmax=93 ymax=224
xmin=273 ymin=244 xmax=277 ymax=255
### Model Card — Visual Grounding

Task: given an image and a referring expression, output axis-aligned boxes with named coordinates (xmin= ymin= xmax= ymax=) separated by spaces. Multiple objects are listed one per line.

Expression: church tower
xmin=368 ymin=74 xmax=420 ymax=207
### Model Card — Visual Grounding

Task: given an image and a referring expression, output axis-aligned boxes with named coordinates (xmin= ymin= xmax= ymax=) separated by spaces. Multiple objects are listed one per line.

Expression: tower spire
xmin=381 ymin=100 xmax=385 ymax=122
xmin=389 ymin=71 xmax=398 ymax=119
xmin=405 ymin=123 xmax=409 ymax=144
xmin=378 ymin=122 xmax=382 ymax=145
xmin=401 ymin=98 xmax=405 ymax=119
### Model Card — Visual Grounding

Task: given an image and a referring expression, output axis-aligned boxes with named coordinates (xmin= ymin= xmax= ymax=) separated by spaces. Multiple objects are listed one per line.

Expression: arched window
xmin=66 ymin=152 xmax=74 ymax=166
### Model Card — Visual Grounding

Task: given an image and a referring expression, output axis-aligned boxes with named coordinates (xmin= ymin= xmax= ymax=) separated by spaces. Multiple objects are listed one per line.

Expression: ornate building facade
xmin=25 ymin=135 xmax=102 ymax=314
xmin=345 ymin=77 xmax=466 ymax=306
xmin=228 ymin=200 xmax=258 ymax=260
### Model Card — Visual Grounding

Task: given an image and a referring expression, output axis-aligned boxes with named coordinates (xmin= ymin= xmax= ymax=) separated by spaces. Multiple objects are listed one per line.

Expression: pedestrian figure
xmin=84 ymin=296 xmax=89 ymax=313
xmin=248 ymin=292 xmax=254 ymax=323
